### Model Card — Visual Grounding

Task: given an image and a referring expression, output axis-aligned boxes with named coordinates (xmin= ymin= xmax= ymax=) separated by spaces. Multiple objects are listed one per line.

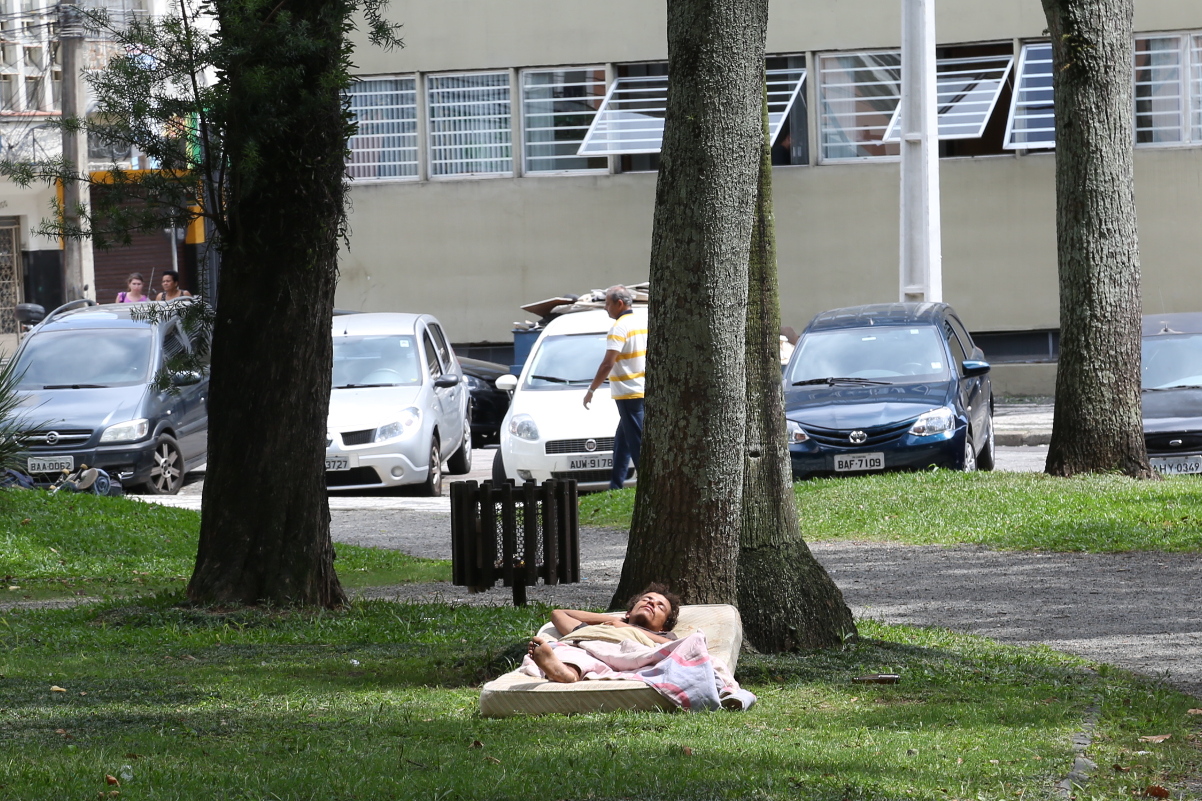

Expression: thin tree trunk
xmin=1041 ymin=0 xmax=1154 ymax=479
xmin=737 ymin=91 xmax=856 ymax=650
xmin=612 ymin=0 xmax=768 ymax=606
xmin=187 ymin=0 xmax=349 ymax=606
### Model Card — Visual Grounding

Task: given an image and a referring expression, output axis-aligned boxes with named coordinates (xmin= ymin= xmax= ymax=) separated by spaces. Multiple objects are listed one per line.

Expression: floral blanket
xmin=520 ymin=630 xmax=757 ymax=712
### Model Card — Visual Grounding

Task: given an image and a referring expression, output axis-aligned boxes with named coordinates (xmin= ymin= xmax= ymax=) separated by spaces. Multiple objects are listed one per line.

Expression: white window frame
xmin=577 ymin=64 xmax=806 ymax=157
xmin=345 ymin=75 xmax=419 ymax=183
xmin=883 ymin=52 xmax=1014 ymax=141
xmin=426 ymin=70 xmax=513 ymax=179
xmin=1192 ymin=34 xmax=1202 ymax=141
xmin=1003 ymin=42 xmax=1055 ymax=150
xmin=817 ymin=49 xmax=903 ymax=163
xmin=1133 ymin=32 xmax=1202 ymax=148
xmin=520 ymin=66 xmax=608 ymax=175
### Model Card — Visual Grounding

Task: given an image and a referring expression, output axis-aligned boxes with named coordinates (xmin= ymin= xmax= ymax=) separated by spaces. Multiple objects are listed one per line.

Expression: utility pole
xmin=898 ymin=0 xmax=942 ymax=303
xmin=58 ymin=1 xmax=92 ymax=301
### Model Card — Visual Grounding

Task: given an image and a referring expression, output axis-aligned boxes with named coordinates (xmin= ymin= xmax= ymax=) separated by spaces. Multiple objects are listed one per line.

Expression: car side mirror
xmin=170 ymin=370 xmax=203 ymax=386
xmin=495 ymin=374 xmax=518 ymax=392
xmin=434 ymin=374 xmax=460 ymax=388
xmin=961 ymin=360 xmax=991 ymax=378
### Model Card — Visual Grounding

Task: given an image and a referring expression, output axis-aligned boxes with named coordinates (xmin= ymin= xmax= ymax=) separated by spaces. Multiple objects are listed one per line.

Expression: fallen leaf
xmin=1144 ymin=785 xmax=1170 ymax=798
xmin=469 ymin=740 xmax=484 ymax=749
xmin=105 ymin=775 xmax=120 ymax=786
xmin=1113 ymin=764 xmax=1130 ymax=772
xmin=50 ymin=686 xmax=66 ymax=693
xmin=485 ymin=756 xmax=501 ymax=764
xmin=55 ymin=729 xmax=66 ymax=734
xmin=48 ymin=546 xmax=57 ymax=552
xmin=1138 ymin=734 xmax=1171 ymax=743
xmin=20 ymin=518 xmax=29 ymax=525
xmin=124 ymin=754 xmax=142 ymax=760
xmin=681 ymin=746 xmax=694 ymax=756
xmin=989 ymin=759 xmax=1000 ymax=765
xmin=79 ymin=692 xmax=87 ymax=696
xmin=1187 ymin=709 xmax=1202 ymax=716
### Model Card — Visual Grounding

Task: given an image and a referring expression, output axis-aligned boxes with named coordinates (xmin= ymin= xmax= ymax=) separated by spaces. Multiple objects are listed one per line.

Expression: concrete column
xmin=898 ymin=0 xmax=942 ymax=303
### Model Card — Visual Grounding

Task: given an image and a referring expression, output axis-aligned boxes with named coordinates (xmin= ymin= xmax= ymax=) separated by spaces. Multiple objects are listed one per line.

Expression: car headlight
xmin=375 ymin=407 xmax=421 ymax=442
xmin=465 ymin=374 xmax=489 ymax=392
xmin=508 ymin=413 xmax=540 ymax=441
xmin=786 ymin=419 xmax=809 ymax=443
xmin=909 ymin=406 xmax=955 ymax=437
xmin=99 ymin=418 xmax=150 ymax=443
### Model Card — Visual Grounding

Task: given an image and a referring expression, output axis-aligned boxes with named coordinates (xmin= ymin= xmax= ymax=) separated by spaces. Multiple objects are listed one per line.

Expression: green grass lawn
xmin=0 ymin=490 xmax=450 ymax=599
xmin=0 ymin=597 xmax=1197 ymax=800
xmin=581 ymin=471 xmax=1202 ymax=552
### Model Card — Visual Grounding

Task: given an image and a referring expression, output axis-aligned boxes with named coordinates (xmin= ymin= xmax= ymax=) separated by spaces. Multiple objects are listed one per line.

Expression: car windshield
xmin=14 ymin=328 xmax=154 ymax=388
xmin=332 ymin=335 xmax=421 ymax=388
xmin=524 ymin=332 xmax=607 ymax=389
xmin=1142 ymin=333 xmax=1202 ymax=389
xmin=786 ymin=326 xmax=951 ymax=384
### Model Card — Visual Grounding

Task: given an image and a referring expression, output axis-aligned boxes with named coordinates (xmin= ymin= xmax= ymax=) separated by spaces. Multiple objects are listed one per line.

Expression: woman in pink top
xmin=115 ymin=273 xmax=148 ymax=303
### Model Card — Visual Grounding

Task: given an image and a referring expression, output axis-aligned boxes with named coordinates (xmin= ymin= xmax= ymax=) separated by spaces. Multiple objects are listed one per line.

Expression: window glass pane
xmin=332 ymin=336 xmax=421 ymax=388
xmin=523 ymin=67 xmax=608 ymax=173
xmin=1135 ymin=35 xmax=1184 ymax=145
xmin=346 ymin=77 xmax=418 ymax=180
xmin=427 ymin=72 xmax=512 ymax=176
xmin=767 ymin=55 xmax=809 ymax=166
xmin=423 ymin=332 xmax=443 ymax=378
xmin=1191 ymin=35 xmax=1202 ymax=141
xmin=884 ymin=50 xmax=1013 ymax=141
xmin=819 ymin=51 xmax=902 ymax=161
xmin=1004 ymin=43 xmax=1055 ymax=149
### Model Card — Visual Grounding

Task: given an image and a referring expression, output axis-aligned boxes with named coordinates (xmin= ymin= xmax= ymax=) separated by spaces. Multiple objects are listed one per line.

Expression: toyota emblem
xmin=849 ymin=430 xmax=868 ymax=445
xmin=46 ymin=430 xmax=60 ymax=446
xmin=584 ymin=438 xmax=597 ymax=452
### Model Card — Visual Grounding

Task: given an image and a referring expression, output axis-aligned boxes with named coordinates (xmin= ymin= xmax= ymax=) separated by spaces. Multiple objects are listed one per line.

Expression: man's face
xmin=628 ymin=592 xmax=672 ymax=631
xmin=605 ymin=296 xmax=626 ymax=320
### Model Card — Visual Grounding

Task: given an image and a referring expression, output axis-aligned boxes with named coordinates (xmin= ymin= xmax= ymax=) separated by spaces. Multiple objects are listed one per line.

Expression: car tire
xmin=976 ymin=415 xmax=996 ymax=472
xmin=446 ymin=416 xmax=473 ymax=475
xmin=491 ymin=449 xmax=508 ymax=484
xmin=421 ymin=436 xmax=443 ymax=497
xmin=140 ymin=434 xmax=184 ymax=495
xmin=962 ymin=431 xmax=977 ymax=473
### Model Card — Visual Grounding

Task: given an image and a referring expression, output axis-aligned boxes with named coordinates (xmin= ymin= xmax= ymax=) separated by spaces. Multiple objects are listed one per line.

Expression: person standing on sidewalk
xmin=583 ymin=285 xmax=647 ymax=490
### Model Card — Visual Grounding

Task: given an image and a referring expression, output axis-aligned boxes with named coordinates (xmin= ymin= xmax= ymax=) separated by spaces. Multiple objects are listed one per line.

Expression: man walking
xmin=583 ymin=285 xmax=647 ymax=490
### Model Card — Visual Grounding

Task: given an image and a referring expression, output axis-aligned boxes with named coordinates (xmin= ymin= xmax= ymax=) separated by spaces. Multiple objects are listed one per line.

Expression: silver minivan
xmin=324 ymin=312 xmax=471 ymax=494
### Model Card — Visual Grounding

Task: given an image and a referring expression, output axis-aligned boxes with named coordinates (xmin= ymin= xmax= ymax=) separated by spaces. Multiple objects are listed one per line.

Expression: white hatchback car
xmin=492 ymin=309 xmax=635 ymax=492
xmin=325 ymin=312 xmax=471 ymax=494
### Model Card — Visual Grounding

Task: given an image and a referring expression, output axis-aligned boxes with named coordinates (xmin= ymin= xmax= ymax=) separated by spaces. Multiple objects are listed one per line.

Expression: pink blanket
xmin=520 ymin=631 xmax=757 ymax=712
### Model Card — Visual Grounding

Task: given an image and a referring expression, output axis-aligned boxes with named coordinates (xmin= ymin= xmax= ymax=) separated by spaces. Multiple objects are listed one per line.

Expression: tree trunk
xmin=1041 ymin=0 xmax=1154 ymax=479
xmin=612 ymin=0 xmax=769 ymax=607
xmin=187 ymin=0 xmax=349 ymax=606
xmin=737 ymin=91 xmax=856 ymax=650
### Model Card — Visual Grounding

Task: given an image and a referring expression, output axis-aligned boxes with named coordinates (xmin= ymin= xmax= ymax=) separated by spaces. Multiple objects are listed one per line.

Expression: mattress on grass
xmin=478 ymin=603 xmax=743 ymax=718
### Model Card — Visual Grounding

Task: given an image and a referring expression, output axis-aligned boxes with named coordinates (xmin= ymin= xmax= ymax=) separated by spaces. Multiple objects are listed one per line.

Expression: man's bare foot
xmin=528 ymin=636 xmax=580 ymax=683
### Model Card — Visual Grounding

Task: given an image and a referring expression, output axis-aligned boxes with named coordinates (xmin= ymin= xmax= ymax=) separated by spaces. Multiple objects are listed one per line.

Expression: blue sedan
xmin=784 ymin=303 xmax=994 ymax=479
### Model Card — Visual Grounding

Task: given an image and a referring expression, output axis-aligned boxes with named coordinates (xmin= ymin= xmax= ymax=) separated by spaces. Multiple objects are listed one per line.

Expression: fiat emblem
xmin=584 ymin=438 xmax=597 ymax=452
xmin=849 ymin=430 xmax=868 ymax=445
xmin=45 ymin=430 xmax=60 ymax=445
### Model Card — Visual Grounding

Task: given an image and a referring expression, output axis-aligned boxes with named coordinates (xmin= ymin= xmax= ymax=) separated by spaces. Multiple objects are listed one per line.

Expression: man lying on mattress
xmin=521 ymin=583 xmax=756 ymax=711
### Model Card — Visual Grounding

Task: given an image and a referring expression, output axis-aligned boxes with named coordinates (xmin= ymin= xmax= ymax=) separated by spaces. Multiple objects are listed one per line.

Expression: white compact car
xmin=492 ymin=309 xmax=635 ymax=492
xmin=325 ymin=312 xmax=471 ymax=494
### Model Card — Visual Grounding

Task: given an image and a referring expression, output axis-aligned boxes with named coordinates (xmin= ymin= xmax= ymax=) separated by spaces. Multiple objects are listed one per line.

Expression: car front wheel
xmin=962 ymin=432 xmax=977 ymax=473
xmin=141 ymin=434 xmax=184 ymax=495
xmin=421 ymin=436 xmax=443 ymax=497
xmin=491 ymin=449 xmax=508 ymax=484
xmin=976 ymin=415 xmax=996 ymax=472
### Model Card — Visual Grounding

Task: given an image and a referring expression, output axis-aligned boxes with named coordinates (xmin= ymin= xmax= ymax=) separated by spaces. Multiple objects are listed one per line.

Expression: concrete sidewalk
xmin=994 ymin=402 xmax=1053 ymax=446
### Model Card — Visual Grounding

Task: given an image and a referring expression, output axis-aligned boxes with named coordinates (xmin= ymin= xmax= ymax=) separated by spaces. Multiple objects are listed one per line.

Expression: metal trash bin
xmin=450 ymin=478 xmax=580 ymax=606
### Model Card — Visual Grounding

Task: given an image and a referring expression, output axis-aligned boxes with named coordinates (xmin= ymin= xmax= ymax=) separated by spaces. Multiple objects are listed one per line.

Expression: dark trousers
xmin=611 ymin=398 xmax=644 ymax=489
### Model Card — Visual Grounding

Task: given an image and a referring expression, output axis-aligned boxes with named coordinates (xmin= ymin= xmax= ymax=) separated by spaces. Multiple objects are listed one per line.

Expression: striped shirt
xmin=606 ymin=308 xmax=647 ymax=400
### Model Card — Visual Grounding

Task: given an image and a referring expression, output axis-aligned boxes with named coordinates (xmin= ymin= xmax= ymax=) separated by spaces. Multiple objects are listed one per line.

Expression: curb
xmin=996 ymin=432 xmax=1052 ymax=447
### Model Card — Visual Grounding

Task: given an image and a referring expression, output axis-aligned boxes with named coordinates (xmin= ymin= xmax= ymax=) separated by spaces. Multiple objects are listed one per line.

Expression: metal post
xmin=898 ymin=0 xmax=942 ymax=303
xmin=59 ymin=3 xmax=91 ymax=301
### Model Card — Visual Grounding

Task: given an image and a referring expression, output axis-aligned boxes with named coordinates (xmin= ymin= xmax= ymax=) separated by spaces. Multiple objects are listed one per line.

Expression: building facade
xmin=338 ymin=0 xmax=1202 ymax=392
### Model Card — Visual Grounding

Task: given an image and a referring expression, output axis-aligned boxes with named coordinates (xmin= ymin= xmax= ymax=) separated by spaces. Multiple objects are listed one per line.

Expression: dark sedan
xmin=460 ymin=356 xmax=511 ymax=446
xmin=784 ymin=303 xmax=994 ymax=479
xmin=1142 ymin=312 xmax=1202 ymax=475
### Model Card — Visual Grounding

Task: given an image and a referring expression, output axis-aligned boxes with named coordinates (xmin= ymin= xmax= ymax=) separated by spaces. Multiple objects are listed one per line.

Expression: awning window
xmin=883 ymin=53 xmax=1014 ymax=141
xmin=1003 ymin=43 xmax=1055 ymax=149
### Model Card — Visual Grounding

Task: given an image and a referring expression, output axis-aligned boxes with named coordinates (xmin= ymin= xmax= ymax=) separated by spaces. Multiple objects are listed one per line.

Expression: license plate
xmin=29 ymin=456 xmax=74 ymax=473
xmin=325 ymin=455 xmax=354 ymax=471
xmin=1151 ymin=455 xmax=1202 ymax=475
xmin=569 ymin=456 xmax=612 ymax=470
xmin=834 ymin=452 xmax=885 ymax=472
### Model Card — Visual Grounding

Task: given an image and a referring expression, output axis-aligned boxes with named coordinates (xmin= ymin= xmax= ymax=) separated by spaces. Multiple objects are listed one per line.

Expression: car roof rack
xmin=42 ymin=298 xmax=98 ymax=325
